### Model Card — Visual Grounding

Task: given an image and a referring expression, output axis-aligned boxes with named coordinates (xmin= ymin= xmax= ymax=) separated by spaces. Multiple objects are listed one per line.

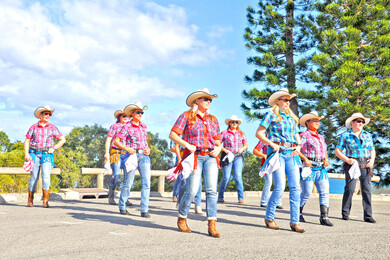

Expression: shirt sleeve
xmin=260 ymin=112 xmax=272 ymax=129
xmin=254 ymin=141 xmax=263 ymax=151
xmin=365 ymin=132 xmax=375 ymax=151
xmin=107 ymin=124 xmax=116 ymax=137
xmin=53 ymin=125 xmax=63 ymax=139
xmin=171 ymin=113 xmax=188 ymax=135
xmin=336 ymin=133 xmax=346 ymax=150
xmin=241 ymin=132 xmax=248 ymax=145
xmin=25 ymin=125 xmax=35 ymax=139
xmin=117 ymin=125 xmax=128 ymax=141
xmin=212 ymin=118 xmax=221 ymax=141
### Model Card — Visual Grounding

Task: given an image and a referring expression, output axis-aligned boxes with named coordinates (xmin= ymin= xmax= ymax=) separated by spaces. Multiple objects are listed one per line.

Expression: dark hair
xmin=116 ymin=114 xmax=124 ymax=123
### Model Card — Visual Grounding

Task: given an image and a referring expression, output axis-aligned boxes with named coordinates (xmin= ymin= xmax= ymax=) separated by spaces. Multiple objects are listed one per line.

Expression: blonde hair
xmin=186 ymin=103 xmax=217 ymax=125
xmin=272 ymin=105 xmax=299 ymax=124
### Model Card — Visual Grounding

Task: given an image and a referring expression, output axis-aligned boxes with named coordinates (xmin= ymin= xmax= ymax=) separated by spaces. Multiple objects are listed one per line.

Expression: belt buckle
xmin=284 ymin=142 xmax=291 ymax=147
xmin=138 ymin=149 xmax=143 ymax=154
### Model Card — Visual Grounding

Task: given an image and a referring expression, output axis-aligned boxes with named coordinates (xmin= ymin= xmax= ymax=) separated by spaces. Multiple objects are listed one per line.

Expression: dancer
xmin=218 ymin=115 xmax=248 ymax=204
xmin=335 ymin=113 xmax=376 ymax=223
xmin=24 ymin=105 xmax=66 ymax=208
xmin=169 ymin=88 xmax=222 ymax=237
xmin=255 ymin=88 xmax=305 ymax=233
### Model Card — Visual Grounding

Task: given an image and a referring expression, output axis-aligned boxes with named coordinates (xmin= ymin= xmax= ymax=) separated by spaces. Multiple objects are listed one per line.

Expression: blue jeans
xmin=119 ymin=153 xmax=151 ymax=213
xmin=173 ymin=176 xmax=180 ymax=197
xmin=265 ymin=150 xmax=301 ymax=224
xmin=260 ymin=173 xmax=282 ymax=207
xmin=218 ymin=154 xmax=244 ymax=201
xmin=29 ymin=153 xmax=52 ymax=191
xmin=178 ymin=155 xmax=218 ymax=220
xmin=300 ymin=171 xmax=330 ymax=207
xmin=109 ymin=159 xmax=121 ymax=190
xmin=177 ymin=173 xmax=202 ymax=206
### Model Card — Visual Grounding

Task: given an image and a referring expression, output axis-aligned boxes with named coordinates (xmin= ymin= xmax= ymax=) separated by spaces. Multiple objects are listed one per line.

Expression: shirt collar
xmin=37 ymin=121 xmax=51 ymax=128
xmin=130 ymin=120 xmax=145 ymax=128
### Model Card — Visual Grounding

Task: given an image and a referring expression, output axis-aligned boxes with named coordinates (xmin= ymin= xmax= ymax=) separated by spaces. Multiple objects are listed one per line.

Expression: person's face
xmin=119 ymin=114 xmax=129 ymax=124
xmin=196 ymin=97 xmax=212 ymax=111
xmin=351 ymin=118 xmax=365 ymax=131
xmin=40 ymin=111 xmax=52 ymax=122
xmin=276 ymin=95 xmax=291 ymax=110
xmin=132 ymin=109 xmax=144 ymax=122
xmin=229 ymin=121 xmax=239 ymax=130
xmin=306 ymin=119 xmax=320 ymax=131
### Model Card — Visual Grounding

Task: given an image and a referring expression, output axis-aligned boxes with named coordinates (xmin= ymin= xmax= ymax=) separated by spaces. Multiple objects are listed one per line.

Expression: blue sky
xmin=0 ymin=0 xmax=265 ymax=150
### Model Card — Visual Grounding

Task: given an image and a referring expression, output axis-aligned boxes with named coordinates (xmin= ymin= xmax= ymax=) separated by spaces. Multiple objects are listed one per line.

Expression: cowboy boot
xmin=108 ymin=188 xmax=116 ymax=205
xmin=42 ymin=189 xmax=50 ymax=208
xmin=265 ymin=218 xmax=280 ymax=230
xmin=300 ymin=206 xmax=306 ymax=222
xmin=208 ymin=220 xmax=220 ymax=238
xmin=177 ymin=217 xmax=191 ymax=233
xmin=27 ymin=190 xmax=34 ymax=207
xmin=320 ymin=205 xmax=333 ymax=226
xmin=290 ymin=223 xmax=305 ymax=233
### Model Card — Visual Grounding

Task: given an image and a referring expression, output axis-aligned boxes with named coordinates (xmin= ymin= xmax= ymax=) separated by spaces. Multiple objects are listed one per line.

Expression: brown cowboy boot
xmin=42 ymin=189 xmax=50 ymax=208
xmin=208 ymin=220 xmax=221 ymax=238
xmin=265 ymin=218 xmax=280 ymax=230
xmin=177 ymin=217 xmax=191 ymax=232
xmin=27 ymin=190 xmax=34 ymax=207
xmin=290 ymin=223 xmax=305 ymax=233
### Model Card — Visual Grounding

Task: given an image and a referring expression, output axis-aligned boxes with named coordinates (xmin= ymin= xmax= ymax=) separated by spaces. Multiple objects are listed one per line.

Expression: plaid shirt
xmin=336 ymin=129 xmax=374 ymax=158
xmin=221 ymin=129 xmax=247 ymax=153
xmin=107 ymin=122 xmax=127 ymax=149
xmin=254 ymin=141 xmax=268 ymax=154
xmin=171 ymin=111 xmax=221 ymax=149
xmin=117 ymin=120 xmax=148 ymax=150
xmin=260 ymin=111 xmax=299 ymax=144
xmin=300 ymin=130 xmax=327 ymax=159
xmin=26 ymin=122 xmax=63 ymax=149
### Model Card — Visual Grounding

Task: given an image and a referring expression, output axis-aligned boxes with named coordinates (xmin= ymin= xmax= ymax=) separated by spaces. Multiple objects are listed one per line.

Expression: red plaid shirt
xmin=254 ymin=141 xmax=268 ymax=154
xmin=300 ymin=130 xmax=327 ymax=159
xmin=171 ymin=111 xmax=221 ymax=149
xmin=117 ymin=120 xmax=148 ymax=150
xmin=107 ymin=122 xmax=127 ymax=149
xmin=221 ymin=129 xmax=247 ymax=153
xmin=26 ymin=122 xmax=63 ymax=149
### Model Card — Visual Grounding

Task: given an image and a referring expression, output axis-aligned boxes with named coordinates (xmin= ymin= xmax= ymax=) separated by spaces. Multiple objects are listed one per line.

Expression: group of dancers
xmin=23 ymin=87 xmax=377 ymax=238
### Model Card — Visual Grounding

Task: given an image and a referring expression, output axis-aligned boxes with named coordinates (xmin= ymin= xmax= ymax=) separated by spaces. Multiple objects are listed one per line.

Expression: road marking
xmin=109 ymin=232 xmax=128 ymax=237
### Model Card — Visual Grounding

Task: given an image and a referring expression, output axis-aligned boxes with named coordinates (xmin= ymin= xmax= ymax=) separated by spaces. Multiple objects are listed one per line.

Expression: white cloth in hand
xmin=125 ymin=154 xmax=138 ymax=173
xmin=349 ymin=161 xmax=361 ymax=179
xmin=259 ymin=151 xmax=280 ymax=177
xmin=104 ymin=160 xmax=111 ymax=175
xmin=181 ymin=152 xmax=195 ymax=179
xmin=301 ymin=166 xmax=312 ymax=179
xmin=222 ymin=151 xmax=235 ymax=164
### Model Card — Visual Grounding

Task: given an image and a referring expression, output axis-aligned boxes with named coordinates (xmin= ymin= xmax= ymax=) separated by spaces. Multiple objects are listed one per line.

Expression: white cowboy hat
xmin=268 ymin=88 xmax=297 ymax=107
xmin=299 ymin=111 xmax=325 ymax=127
xmin=345 ymin=113 xmax=370 ymax=129
xmin=186 ymin=88 xmax=218 ymax=107
xmin=225 ymin=115 xmax=242 ymax=125
xmin=124 ymin=101 xmax=148 ymax=116
xmin=114 ymin=109 xmax=125 ymax=118
xmin=34 ymin=105 xmax=55 ymax=119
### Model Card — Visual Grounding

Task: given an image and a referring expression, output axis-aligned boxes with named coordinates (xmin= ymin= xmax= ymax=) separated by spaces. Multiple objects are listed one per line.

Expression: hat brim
xmin=114 ymin=110 xmax=125 ymax=118
xmin=124 ymin=104 xmax=148 ymax=116
xmin=225 ymin=118 xmax=242 ymax=125
xmin=299 ymin=114 xmax=325 ymax=127
xmin=186 ymin=91 xmax=218 ymax=107
xmin=345 ymin=116 xmax=370 ymax=129
xmin=34 ymin=107 xmax=55 ymax=119
xmin=268 ymin=92 xmax=296 ymax=107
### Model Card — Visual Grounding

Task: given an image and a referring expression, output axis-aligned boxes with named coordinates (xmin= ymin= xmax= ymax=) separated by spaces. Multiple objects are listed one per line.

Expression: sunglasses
xmin=230 ymin=121 xmax=239 ymax=124
xmin=200 ymin=97 xmax=213 ymax=103
xmin=121 ymin=115 xmax=128 ymax=118
xmin=278 ymin=98 xmax=292 ymax=102
xmin=134 ymin=111 xmax=144 ymax=115
xmin=42 ymin=112 xmax=52 ymax=116
xmin=354 ymin=119 xmax=365 ymax=124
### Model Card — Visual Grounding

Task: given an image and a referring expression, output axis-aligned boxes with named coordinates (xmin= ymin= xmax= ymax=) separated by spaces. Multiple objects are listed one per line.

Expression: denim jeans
xmin=173 ymin=176 xmax=180 ymax=197
xmin=260 ymin=173 xmax=282 ymax=207
xmin=29 ymin=153 xmax=52 ymax=191
xmin=119 ymin=153 xmax=151 ymax=213
xmin=265 ymin=150 xmax=301 ymax=224
xmin=178 ymin=154 xmax=218 ymax=220
xmin=300 ymin=170 xmax=329 ymax=207
xmin=218 ymin=154 xmax=244 ymax=201
xmin=109 ymin=159 xmax=121 ymax=190
xmin=177 ymin=173 xmax=202 ymax=206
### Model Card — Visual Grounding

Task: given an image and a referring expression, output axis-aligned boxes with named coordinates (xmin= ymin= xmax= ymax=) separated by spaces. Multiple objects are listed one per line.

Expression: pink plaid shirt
xmin=117 ymin=120 xmax=148 ymax=150
xmin=221 ymin=129 xmax=247 ymax=153
xmin=171 ymin=111 xmax=221 ymax=149
xmin=300 ymin=130 xmax=327 ymax=159
xmin=26 ymin=122 xmax=63 ymax=149
xmin=254 ymin=141 xmax=268 ymax=154
xmin=107 ymin=122 xmax=127 ymax=149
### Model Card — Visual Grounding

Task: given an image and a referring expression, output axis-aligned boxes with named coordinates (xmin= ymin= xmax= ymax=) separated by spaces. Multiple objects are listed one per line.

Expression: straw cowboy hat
xmin=124 ymin=101 xmax=148 ymax=116
xmin=225 ymin=115 xmax=243 ymax=125
xmin=186 ymin=88 xmax=218 ymax=107
xmin=34 ymin=105 xmax=55 ymax=119
xmin=114 ymin=109 xmax=125 ymax=118
xmin=268 ymin=88 xmax=297 ymax=106
xmin=345 ymin=113 xmax=370 ymax=129
xmin=299 ymin=111 xmax=325 ymax=127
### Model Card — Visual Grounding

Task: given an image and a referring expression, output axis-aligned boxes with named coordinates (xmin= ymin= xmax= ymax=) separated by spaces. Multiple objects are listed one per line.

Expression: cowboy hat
xmin=299 ymin=111 xmax=325 ymax=127
xmin=268 ymin=88 xmax=297 ymax=107
xmin=225 ymin=115 xmax=242 ymax=125
xmin=124 ymin=101 xmax=148 ymax=116
xmin=186 ymin=88 xmax=218 ymax=107
xmin=114 ymin=109 xmax=125 ymax=118
xmin=34 ymin=105 xmax=55 ymax=119
xmin=345 ymin=113 xmax=370 ymax=129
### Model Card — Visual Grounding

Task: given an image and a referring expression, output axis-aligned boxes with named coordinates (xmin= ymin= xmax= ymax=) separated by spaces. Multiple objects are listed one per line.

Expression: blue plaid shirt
xmin=336 ymin=129 xmax=374 ymax=158
xmin=260 ymin=111 xmax=299 ymax=143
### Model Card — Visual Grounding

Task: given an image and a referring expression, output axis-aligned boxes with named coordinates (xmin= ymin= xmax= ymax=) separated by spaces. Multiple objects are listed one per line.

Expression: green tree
xmin=242 ymin=0 xmax=316 ymax=117
xmin=306 ymin=0 xmax=390 ymax=184
xmin=0 ymin=131 xmax=11 ymax=152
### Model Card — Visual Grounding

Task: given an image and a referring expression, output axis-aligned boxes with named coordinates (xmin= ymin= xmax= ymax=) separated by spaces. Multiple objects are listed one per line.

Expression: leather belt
xmin=273 ymin=142 xmax=297 ymax=147
xmin=196 ymin=149 xmax=211 ymax=155
xmin=30 ymin=147 xmax=49 ymax=152
xmin=308 ymin=158 xmax=325 ymax=163
xmin=351 ymin=158 xmax=370 ymax=168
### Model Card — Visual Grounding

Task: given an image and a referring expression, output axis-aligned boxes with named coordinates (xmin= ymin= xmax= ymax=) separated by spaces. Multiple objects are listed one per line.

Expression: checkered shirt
xmin=107 ymin=122 xmax=127 ymax=149
xmin=171 ymin=111 xmax=221 ymax=149
xmin=260 ymin=111 xmax=299 ymax=144
xmin=300 ymin=130 xmax=327 ymax=159
xmin=254 ymin=141 xmax=268 ymax=154
xmin=117 ymin=120 xmax=148 ymax=150
xmin=26 ymin=122 xmax=63 ymax=149
xmin=221 ymin=129 xmax=247 ymax=153
xmin=336 ymin=129 xmax=374 ymax=158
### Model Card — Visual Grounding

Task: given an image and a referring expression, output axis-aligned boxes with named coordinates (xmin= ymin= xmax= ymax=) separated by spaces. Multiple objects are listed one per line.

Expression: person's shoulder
xmin=208 ymin=114 xmax=218 ymax=123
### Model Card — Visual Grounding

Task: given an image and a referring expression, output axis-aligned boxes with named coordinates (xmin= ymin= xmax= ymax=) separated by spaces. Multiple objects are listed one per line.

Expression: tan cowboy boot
xmin=42 ymin=189 xmax=50 ymax=208
xmin=290 ymin=223 xmax=305 ymax=233
xmin=208 ymin=220 xmax=221 ymax=238
xmin=265 ymin=218 xmax=280 ymax=230
xmin=27 ymin=190 xmax=34 ymax=207
xmin=177 ymin=217 xmax=191 ymax=232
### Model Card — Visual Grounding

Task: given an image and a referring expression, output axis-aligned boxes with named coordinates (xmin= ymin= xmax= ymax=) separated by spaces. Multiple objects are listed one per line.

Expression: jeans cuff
xmin=179 ymin=214 xmax=187 ymax=219
xmin=207 ymin=217 xmax=217 ymax=220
